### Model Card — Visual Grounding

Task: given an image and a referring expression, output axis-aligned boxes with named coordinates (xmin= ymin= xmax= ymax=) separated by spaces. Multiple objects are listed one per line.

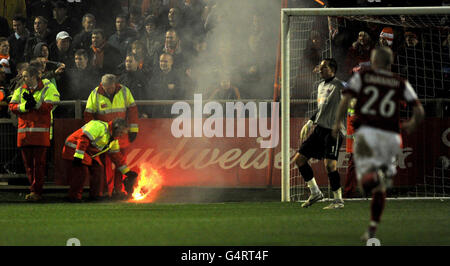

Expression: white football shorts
xmin=353 ymin=125 xmax=402 ymax=180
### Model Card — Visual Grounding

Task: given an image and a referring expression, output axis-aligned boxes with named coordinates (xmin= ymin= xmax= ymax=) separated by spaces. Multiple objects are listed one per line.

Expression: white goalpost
xmin=281 ymin=6 xmax=450 ymax=202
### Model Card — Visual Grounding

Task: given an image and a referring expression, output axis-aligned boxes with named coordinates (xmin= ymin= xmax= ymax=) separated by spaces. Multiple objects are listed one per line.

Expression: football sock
xmin=368 ymin=221 xmax=378 ymax=238
xmin=306 ymin=178 xmax=320 ymax=195
xmin=328 ymin=170 xmax=341 ymax=191
xmin=332 ymin=187 xmax=343 ymax=200
xmin=371 ymin=190 xmax=386 ymax=223
xmin=298 ymin=163 xmax=314 ymax=182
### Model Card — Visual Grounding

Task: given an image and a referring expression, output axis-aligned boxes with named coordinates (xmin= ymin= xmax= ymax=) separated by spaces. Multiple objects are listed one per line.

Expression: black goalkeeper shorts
xmin=298 ymin=125 xmax=343 ymax=161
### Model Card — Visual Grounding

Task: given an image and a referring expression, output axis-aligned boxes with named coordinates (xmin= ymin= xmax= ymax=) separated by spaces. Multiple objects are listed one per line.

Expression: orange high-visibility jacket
xmin=62 ymin=120 xmax=131 ymax=173
xmin=9 ymin=79 xmax=60 ymax=147
xmin=346 ymin=107 xmax=355 ymax=153
xmin=84 ymin=83 xmax=139 ymax=148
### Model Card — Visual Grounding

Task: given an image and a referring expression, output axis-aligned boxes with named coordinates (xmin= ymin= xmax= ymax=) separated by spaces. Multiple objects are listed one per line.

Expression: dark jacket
xmin=107 ymin=29 xmax=137 ymax=58
xmin=117 ymin=69 xmax=149 ymax=101
xmin=8 ymin=30 xmax=30 ymax=63
xmin=88 ymin=43 xmax=122 ymax=76
xmin=72 ymin=30 xmax=92 ymax=51
xmin=48 ymin=17 xmax=80 ymax=37
xmin=145 ymin=67 xmax=183 ymax=118
xmin=53 ymin=66 xmax=99 ymax=118
xmin=49 ymin=42 xmax=74 ymax=68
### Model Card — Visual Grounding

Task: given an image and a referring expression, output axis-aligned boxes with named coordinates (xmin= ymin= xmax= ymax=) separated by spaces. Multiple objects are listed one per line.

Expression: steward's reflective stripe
xmin=118 ymin=165 xmax=129 ymax=174
xmin=129 ymin=123 xmax=138 ymax=128
xmin=96 ymin=108 xmax=127 ymax=114
xmin=82 ymin=122 xmax=109 ymax=150
xmin=75 ymin=149 xmax=85 ymax=155
xmin=18 ymin=127 xmax=49 ymax=133
xmin=82 ymin=126 xmax=95 ymax=141
xmin=109 ymin=149 xmax=120 ymax=153
xmin=35 ymin=86 xmax=49 ymax=110
xmin=122 ymin=86 xmax=127 ymax=107
xmin=65 ymin=141 xmax=77 ymax=149
xmin=74 ymin=152 xmax=84 ymax=159
xmin=85 ymin=108 xmax=95 ymax=113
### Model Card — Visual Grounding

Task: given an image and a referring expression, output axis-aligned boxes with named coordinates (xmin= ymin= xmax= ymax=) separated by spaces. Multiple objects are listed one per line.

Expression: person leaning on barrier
xmin=62 ymin=118 xmax=138 ymax=202
xmin=84 ymin=74 xmax=139 ymax=199
xmin=8 ymin=65 xmax=60 ymax=202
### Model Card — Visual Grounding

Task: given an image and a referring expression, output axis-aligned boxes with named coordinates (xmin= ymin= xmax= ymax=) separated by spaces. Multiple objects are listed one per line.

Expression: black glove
xmin=24 ymin=93 xmax=37 ymax=110
xmin=123 ymin=171 xmax=138 ymax=194
xmin=128 ymin=132 xmax=137 ymax=143
xmin=72 ymin=157 xmax=83 ymax=167
xmin=22 ymin=92 xmax=32 ymax=101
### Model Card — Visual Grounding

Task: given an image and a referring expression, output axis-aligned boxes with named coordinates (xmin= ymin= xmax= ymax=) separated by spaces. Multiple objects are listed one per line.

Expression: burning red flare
xmin=128 ymin=165 xmax=163 ymax=203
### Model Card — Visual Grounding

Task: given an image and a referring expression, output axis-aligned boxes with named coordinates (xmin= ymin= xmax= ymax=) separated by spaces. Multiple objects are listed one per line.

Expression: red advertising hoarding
xmin=53 ymin=117 xmax=450 ymax=187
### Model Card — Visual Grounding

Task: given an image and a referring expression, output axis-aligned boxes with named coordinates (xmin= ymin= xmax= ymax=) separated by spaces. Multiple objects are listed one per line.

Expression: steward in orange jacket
xmin=84 ymin=74 xmax=139 ymax=198
xmin=62 ymin=118 xmax=138 ymax=202
xmin=343 ymin=99 xmax=358 ymax=198
xmin=9 ymin=65 xmax=60 ymax=201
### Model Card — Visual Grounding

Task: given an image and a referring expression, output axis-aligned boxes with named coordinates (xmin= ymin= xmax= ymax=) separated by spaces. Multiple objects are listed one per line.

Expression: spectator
xmin=118 ymin=53 xmax=149 ymax=101
xmin=8 ymin=15 xmax=29 ymax=63
xmin=6 ymin=62 xmax=28 ymax=96
xmin=146 ymin=53 xmax=181 ymax=117
xmin=0 ymin=16 xmax=10 ymax=38
xmin=129 ymin=6 xmax=144 ymax=33
xmin=32 ymin=42 xmax=50 ymax=60
xmin=24 ymin=16 xmax=54 ymax=61
xmin=404 ymin=31 xmax=419 ymax=48
xmin=65 ymin=49 xmax=99 ymax=100
xmin=238 ymin=13 xmax=274 ymax=99
xmin=378 ymin=27 xmax=395 ymax=48
xmin=30 ymin=46 xmax=66 ymax=86
xmin=168 ymin=7 xmax=184 ymax=32
xmin=73 ymin=13 xmax=96 ymax=51
xmin=83 ymin=0 xmax=124 ymax=38
xmin=89 ymin=28 xmax=122 ymax=75
xmin=305 ymin=30 xmax=324 ymax=72
xmin=208 ymin=73 xmax=241 ymax=100
xmin=159 ymin=29 xmax=186 ymax=71
xmin=140 ymin=15 xmax=165 ymax=66
xmin=129 ymin=40 xmax=153 ymax=75
xmin=345 ymin=31 xmax=372 ymax=75
xmin=183 ymin=0 xmax=206 ymax=34
xmin=8 ymin=65 xmax=60 ymax=202
xmin=56 ymin=49 xmax=98 ymax=118
xmin=48 ymin=1 xmax=80 ymax=37
xmin=26 ymin=0 xmax=54 ymax=24
xmin=108 ymin=14 xmax=137 ymax=58
xmin=141 ymin=0 xmax=170 ymax=28
xmin=0 ymin=37 xmax=16 ymax=83
xmin=49 ymin=31 xmax=74 ymax=68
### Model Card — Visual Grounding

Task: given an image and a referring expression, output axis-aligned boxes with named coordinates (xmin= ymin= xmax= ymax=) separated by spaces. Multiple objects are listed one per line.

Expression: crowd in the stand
xmin=0 ymin=0 xmax=276 ymax=119
xmin=296 ymin=17 xmax=450 ymax=100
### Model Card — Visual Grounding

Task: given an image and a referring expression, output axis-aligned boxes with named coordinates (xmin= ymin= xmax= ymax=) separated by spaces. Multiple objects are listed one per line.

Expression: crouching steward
xmin=62 ymin=118 xmax=138 ymax=202
xmin=9 ymin=65 xmax=60 ymax=202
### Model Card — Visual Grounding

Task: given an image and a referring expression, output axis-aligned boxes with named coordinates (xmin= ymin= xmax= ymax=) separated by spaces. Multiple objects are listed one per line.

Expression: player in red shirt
xmin=332 ymin=47 xmax=424 ymax=241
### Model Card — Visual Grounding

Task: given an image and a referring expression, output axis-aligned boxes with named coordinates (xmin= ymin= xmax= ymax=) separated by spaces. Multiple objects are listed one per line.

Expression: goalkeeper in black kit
xmin=294 ymin=58 xmax=345 ymax=209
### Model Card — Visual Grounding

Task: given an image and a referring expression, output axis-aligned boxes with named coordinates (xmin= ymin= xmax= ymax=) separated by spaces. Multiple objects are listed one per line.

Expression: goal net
xmin=281 ymin=7 xmax=450 ymax=202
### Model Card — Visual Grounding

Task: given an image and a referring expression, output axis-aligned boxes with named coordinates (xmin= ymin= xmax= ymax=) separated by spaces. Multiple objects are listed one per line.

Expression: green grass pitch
xmin=0 ymin=199 xmax=449 ymax=246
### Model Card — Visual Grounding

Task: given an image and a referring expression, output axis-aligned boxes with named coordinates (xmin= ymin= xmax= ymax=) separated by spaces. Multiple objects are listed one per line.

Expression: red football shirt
xmin=343 ymin=68 xmax=420 ymax=133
